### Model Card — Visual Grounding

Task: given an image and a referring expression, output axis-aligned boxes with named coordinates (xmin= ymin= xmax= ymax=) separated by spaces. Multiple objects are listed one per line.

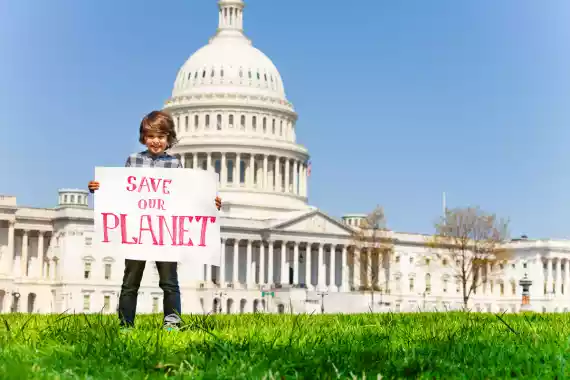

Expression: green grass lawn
xmin=0 ymin=311 xmax=568 ymax=379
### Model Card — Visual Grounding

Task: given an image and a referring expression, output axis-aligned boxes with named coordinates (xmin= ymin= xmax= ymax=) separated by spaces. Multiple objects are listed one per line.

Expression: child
xmin=88 ymin=110 xmax=222 ymax=330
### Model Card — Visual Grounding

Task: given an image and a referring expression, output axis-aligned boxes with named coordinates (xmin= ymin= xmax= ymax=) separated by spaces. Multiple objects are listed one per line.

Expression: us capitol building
xmin=0 ymin=0 xmax=568 ymax=315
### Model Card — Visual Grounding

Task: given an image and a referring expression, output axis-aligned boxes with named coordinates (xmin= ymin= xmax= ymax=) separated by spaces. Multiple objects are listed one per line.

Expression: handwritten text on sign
xmin=93 ymin=167 xmax=221 ymax=263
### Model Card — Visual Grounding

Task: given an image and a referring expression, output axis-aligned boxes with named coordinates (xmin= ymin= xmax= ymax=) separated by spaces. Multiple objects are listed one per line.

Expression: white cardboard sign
xmin=93 ymin=167 xmax=221 ymax=264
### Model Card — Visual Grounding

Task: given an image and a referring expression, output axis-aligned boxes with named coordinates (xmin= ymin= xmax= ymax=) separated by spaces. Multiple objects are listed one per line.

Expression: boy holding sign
xmin=88 ymin=110 xmax=222 ymax=330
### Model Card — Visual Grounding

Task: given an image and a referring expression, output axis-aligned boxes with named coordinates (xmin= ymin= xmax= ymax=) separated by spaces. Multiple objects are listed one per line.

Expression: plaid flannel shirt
xmin=125 ymin=151 xmax=183 ymax=168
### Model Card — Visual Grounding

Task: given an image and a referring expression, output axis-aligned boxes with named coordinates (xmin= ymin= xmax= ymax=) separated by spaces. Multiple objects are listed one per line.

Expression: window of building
xmin=83 ymin=294 xmax=90 ymax=312
xmin=194 ymin=115 xmax=199 ymax=129
xmin=240 ymin=160 xmax=246 ymax=184
xmin=103 ymin=295 xmax=110 ymax=312
xmin=511 ymin=280 xmax=516 ymax=295
xmin=205 ymin=114 xmax=210 ymax=128
xmin=425 ymin=273 xmax=431 ymax=294
xmin=84 ymin=262 xmax=92 ymax=279
xmin=227 ymin=160 xmax=234 ymax=183
xmin=443 ymin=278 xmax=448 ymax=293
xmin=104 ymin=263 xmax=111 ymax=280
xmin=409 ymin=277 xmax=414 ymax=292
xmin=263 ymin=117 xmax=267 ymax=133
xmin=185 ymin=116 xmax=189 ymax=131
xmin=215 ymin=159 xmax=221 ymax=179
xmin=240 ymin=115 xmax=245 ymax=130
xmin=85 ymin=237 xmax=92 ymax=246
xmin=217 ymin=114 xmax=222 ymax=130
xmin=252 ymin=116 xmax=257 ymax=131
xmin=229 ymin=114 xmax=234 ymax=128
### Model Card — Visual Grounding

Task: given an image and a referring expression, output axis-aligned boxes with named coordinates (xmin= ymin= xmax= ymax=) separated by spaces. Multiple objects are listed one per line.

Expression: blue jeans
xmin=117 ymin=259 xmax=181 ymax=327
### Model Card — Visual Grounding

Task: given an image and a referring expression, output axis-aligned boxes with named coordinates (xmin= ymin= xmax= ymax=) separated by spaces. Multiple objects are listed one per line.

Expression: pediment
xmin=271 ymin=209 xmax=355 ymax=236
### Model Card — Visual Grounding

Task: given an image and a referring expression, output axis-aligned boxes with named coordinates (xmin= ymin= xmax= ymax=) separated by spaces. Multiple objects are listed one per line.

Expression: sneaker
xmin=163 ymin=313 xmax=181 ymax=331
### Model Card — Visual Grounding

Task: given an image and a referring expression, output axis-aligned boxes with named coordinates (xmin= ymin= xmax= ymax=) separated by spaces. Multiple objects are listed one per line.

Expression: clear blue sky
xmin=1 ymin=0 xmax=569 ymax=238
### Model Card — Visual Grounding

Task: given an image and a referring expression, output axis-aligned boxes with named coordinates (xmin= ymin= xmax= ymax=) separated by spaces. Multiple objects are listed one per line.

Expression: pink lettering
xmin=178 ymin=216 xmax=194 ymax=246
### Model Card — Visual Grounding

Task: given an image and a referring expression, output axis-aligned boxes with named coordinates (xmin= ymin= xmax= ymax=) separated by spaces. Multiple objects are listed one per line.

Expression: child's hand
xmin=215 ymin=196 xmax=222 ymax=210
xmin=88 ymin=181 xmax=100 ymax=193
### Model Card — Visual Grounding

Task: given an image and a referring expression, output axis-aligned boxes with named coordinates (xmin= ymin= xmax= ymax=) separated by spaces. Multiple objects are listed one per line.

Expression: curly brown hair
xmin=138 ymin=110 xmax=178 ymax=148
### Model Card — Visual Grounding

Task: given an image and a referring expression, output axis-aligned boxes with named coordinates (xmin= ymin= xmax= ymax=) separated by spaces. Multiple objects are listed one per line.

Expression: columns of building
xmin=539 ymin=256 xmax=570 ymax=297
xmin=180 ymin=152 xmax=309 ymax=197
xmin=207 ymin=238 xmax=355 ymax=292
xmin=1 ymin=223 xmax=51 ymax=279
xmin=565 ymin=259 xmax=570 ymax=296
xmin=0 ymin=221 xmax=14 ymax=274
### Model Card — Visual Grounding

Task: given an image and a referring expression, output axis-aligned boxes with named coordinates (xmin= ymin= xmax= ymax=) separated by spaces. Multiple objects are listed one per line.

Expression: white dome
xmin=171 ymin=0 xmax=287 ymax=101
xmin=164 ymin=0 xmax=310 ymax=218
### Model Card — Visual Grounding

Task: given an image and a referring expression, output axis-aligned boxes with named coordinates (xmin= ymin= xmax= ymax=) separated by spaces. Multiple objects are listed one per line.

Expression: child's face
xmin=144 ymin=132 xmax=168 ymax=155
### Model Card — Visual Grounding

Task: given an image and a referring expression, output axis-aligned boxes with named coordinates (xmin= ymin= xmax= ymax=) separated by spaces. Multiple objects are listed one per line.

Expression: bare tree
xmin=426 ymin=206 xmax=511 ymax=309
xmin=349 ymin=205 xmax=395 ymax=311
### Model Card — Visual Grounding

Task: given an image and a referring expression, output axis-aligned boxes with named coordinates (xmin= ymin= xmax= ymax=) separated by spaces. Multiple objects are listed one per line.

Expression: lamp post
xmin=317 ymin=291 xmax=328 ymax=314
xmin=519 ymin=273 xmax=533 ymax=312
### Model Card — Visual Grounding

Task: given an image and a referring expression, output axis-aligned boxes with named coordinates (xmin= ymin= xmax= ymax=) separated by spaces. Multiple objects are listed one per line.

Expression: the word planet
xmin=101 ymin=213 xmax=216 ymax=247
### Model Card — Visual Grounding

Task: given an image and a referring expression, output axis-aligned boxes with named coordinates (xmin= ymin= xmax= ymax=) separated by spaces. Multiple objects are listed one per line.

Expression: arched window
xmin=205 ymin=115 xmax=210 ymax=128
xmin=252 ymin=116 xmax=257 ymax=131
xmin=217 ymin=114 xmax=222 ymax=130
